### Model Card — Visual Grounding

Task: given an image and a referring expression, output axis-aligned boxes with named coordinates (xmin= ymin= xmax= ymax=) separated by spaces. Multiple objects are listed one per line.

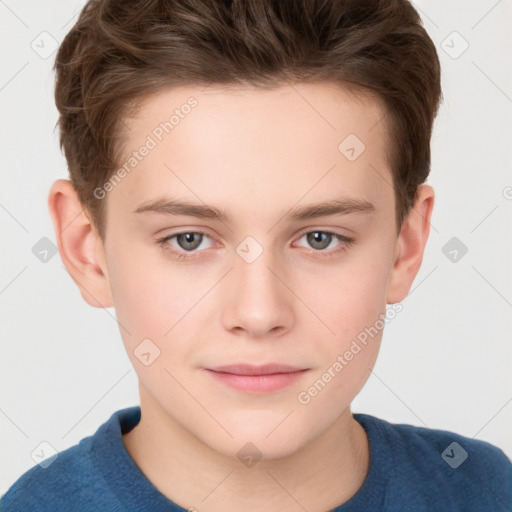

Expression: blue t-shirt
xmin=1 ymin=406 xmax=511 ymax=511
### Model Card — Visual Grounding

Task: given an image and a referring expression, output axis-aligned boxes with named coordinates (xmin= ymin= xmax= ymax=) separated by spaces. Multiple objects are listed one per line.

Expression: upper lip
xmin=206 ymin=364 xmax=307 ymax=375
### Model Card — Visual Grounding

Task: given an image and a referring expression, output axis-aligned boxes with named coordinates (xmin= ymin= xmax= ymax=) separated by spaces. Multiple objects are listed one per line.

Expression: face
xmin=100 ymin=82 xmax=400 ymax=459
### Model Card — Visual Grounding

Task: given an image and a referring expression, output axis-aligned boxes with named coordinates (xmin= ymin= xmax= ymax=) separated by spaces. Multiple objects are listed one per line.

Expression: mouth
xmin=203 ymin=364 xmax=309 ymax=393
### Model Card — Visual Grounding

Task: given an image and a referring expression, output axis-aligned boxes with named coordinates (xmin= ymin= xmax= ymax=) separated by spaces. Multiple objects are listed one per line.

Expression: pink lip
xmin=204 ymin=364 xmax=309 ymax=393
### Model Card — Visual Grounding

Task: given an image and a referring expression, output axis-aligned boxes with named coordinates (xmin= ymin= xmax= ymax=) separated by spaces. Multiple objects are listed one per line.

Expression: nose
xmin=221 ymin=244 xmax=295 ymax=340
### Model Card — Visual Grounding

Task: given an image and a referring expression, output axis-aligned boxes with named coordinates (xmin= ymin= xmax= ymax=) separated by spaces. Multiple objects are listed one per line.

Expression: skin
xmin=48 ymin=82 xmax=434 ymax=511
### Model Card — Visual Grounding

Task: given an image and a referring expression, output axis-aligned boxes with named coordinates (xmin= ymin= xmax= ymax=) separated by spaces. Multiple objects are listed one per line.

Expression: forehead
xmin=123 ymin=81 xmax=387 ymax=147
xmin=108 ymin=82 xmax=393 ymax=228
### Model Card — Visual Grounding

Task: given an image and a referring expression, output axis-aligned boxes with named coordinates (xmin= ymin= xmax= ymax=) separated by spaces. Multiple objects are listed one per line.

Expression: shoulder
xmin=355 ymin=413 xmax=512 ymax=511
xmin=0 ymin=435 xmax=97 ymax=511
xmin=0 ymin=407 xmax=138 ymax=512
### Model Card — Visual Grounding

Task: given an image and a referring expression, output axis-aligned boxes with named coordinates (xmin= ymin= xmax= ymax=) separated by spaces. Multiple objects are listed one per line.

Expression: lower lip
xmin=204 ymin=369 xmax=309 ymax=393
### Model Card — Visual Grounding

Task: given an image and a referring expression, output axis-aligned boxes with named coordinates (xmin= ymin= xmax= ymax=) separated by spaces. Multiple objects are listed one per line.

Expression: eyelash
xmin=156 ymin=229 xmax=355 ymax=261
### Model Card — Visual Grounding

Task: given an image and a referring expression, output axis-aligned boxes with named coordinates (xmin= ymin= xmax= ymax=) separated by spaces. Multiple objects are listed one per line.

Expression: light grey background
xmin=1 ymin=0 xmax=511 ymax=494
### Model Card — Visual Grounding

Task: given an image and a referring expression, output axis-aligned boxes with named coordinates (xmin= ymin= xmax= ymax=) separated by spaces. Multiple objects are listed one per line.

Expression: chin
xmin=199 ymin=412 xmax=316 ymax=462
xmin=209 ymin=432 xmax=308 ymax=463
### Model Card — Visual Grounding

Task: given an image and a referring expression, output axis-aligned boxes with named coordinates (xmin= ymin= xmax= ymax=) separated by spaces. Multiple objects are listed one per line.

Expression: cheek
xmin=104 ymin=241 xmax=183 ymax=351
xmin=106 ymin=236 xmax=183 ymax=323
xmin=105 ymin=244 xmax=212 ymax=370
xmin=314 ymin=249 xmax=393 ymax=345
xmin=109 ymin=265 xmax=167 ymax=331
xmin=296 ymin=337 xmax=380 ymax=433
xmin=295 ymin=258 xmax=390 ymax=416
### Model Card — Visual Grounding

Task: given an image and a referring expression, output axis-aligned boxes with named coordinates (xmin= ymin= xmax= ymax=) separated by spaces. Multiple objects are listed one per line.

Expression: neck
xmin=123 ymin=388 xmax=369 ymax=512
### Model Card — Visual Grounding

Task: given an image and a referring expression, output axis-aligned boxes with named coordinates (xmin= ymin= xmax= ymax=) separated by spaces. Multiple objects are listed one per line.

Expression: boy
xmin=2 ymin=0 xmax=511 ymax=510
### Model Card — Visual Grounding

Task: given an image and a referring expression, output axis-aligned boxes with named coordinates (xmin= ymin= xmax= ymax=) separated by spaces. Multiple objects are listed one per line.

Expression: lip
xmin=204 ymin=364 xmax=309 ymax=393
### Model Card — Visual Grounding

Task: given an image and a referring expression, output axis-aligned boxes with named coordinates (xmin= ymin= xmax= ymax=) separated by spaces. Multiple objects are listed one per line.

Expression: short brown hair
xmin=54 ymin=0 xmax=442 ymax=239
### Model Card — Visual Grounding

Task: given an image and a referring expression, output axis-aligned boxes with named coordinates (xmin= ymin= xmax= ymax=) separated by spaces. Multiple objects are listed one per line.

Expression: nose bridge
xmin=222 ymin=234 xmax=294 ymax=337
xmin=234 ymin=234 xmax=283 ymax=302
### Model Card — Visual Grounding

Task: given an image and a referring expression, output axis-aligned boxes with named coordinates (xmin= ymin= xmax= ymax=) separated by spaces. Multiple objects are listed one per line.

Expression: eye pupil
xmin=307 ymin=231 xmax=331 ymax=250
xmin=178 ymin=233 xmax=202 ymax=251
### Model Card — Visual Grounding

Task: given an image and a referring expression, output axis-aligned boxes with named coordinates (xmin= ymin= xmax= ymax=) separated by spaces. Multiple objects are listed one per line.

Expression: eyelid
xmin=294 ymin=226 xmax=353 ymax=241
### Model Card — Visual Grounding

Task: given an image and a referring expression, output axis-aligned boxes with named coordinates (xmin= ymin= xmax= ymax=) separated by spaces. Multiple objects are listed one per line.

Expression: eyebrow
xmin=133 ymin=197 xmax=375 ymax=222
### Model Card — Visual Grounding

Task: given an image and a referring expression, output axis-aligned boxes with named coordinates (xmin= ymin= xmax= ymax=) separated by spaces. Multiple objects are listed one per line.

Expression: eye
xmin=295 ymin=230 xmax=354 ymax=256
xmin=157 ymin=230 xmax=214 ymax=259
xmin=157 ymin=229 xmax=355 ymax=261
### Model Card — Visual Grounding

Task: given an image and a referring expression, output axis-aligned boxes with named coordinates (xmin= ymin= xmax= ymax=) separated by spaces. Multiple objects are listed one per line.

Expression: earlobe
xmin=48 ymin=179 xmax=114 ymax=308
xmin=386 ymin=184 xmax=435 ymax=304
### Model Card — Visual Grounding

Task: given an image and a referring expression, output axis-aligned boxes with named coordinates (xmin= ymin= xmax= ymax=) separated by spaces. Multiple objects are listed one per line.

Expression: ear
xmin=387 ymin=184 xmax=435 ymax=303
xmin=48 ymin=179 xmax=113 ymax=308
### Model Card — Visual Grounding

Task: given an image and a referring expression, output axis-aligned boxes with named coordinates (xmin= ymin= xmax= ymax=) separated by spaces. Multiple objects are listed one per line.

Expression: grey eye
xmin=175 ymin=233 xmax=204 ymax=251
xmin=305 ymin=231 xmax=333 ymax=250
